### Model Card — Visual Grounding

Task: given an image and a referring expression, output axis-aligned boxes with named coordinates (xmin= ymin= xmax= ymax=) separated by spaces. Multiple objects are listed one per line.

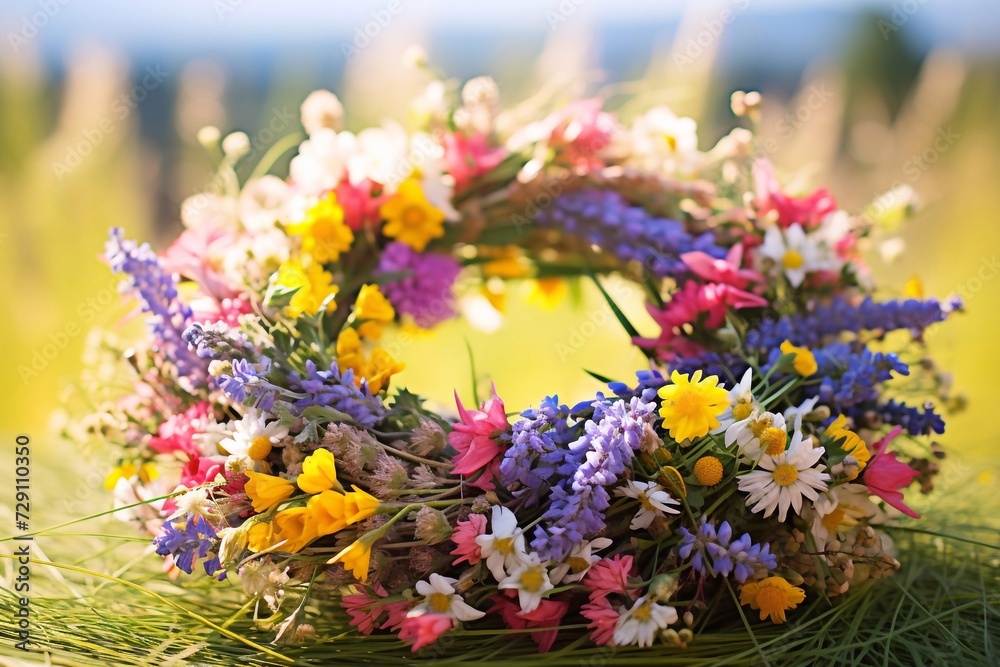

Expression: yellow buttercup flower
xmin=286 ymin=192 xmax=354 ymax=263
xmin=779 ymin=340 xmax=817 ymax=377
xmin=354 ymin=284 xmax=395 ymax=323
xmin=482 ymin=246 xmax=530 ymax=279
xmin=903 ymin=275 xmax=923 ymax=298
xmin=824 ymin=415 xmax=871 ymax=479
xmin=343 ymin=486 xmax=381 ymax=524
xmin=276 ymin=259 xmax=338 ymax=318
xmin=297 ymin=449 xmax=340 ymax=494
xmin=245 ymin=471 xmax=296 ymax=513
xmin=658 ymin=370 xmax=730 ymax=442
xmin=272 ymin=507 xmax=316 ymax=553
xmin=365 ymin=348 xmax=405 ymax=393
xmin=356 ymin=320 xmax=384 ymax=341
xmin=328 ymin=534 xmax=375 ymax=581
xmin=380 ymin=178 xmax=446 ymax=251
xmin=104 ymin=461 xmax=158 ymax=490
xmin=739 ymin=577 xmax=806 ymax=623
xmin=307 ymin=490 xmax=348 ymax=537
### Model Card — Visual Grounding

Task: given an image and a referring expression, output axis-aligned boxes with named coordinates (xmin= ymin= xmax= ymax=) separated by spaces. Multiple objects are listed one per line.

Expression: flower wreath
xmin=85 ymin=75 xmax=959 ymax=654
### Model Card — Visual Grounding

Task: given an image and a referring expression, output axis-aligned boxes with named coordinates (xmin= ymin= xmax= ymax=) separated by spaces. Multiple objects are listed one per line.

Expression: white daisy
xmin=409 ymin=573 xmax=485 ymax=622
xmin=782 ymin=396 xmax=820 ymax=433
xmin=626 ymin=106 xmax=702 ymax=177
xmin=288 ymin=128 xmax=358 ymax=196
xmin=475 ymin=506 xmax=528 ymax=581
xmin=497 ymin=552 xmax=553 ymax=614
xmin=807 ymin=483 xmax=881 ymax=548
xmin=758 ymin=223 xmax=832 ymax=287
xmin=613 ymin=595 xmax=678 ymax=648
xmin=615 ymin=481 xmax=681 ymax=530
xmin=167 ymin=486 xmax=217 ymax=521
xmin=737 ymin=431 xmax=830 ymax=522
xmin=219 ymin=409 xmax=289 ymax=471
xmin=713 ymin=368 xmax=757 ymax=433
xmin=238 ymin=175 xmax=292 ymax=232
xmin=550 ymin=537 xmax=613 ymax=585
xmin=725 ymin=409 xmax=788 ymax=461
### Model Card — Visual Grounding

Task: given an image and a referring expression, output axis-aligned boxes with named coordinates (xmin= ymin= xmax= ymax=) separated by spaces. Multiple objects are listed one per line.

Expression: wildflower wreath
xmin=83 ymin=76 xmax=962 ymax=659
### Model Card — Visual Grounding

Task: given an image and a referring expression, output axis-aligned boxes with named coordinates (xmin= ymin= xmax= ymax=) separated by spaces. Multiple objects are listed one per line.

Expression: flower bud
xmin=222 ymin=131 xmax=250 ymax=160
xmin=648 ymin=573 xmax=679 ymax=601
xmin=413 ymin=506 xmax=453 ymax=545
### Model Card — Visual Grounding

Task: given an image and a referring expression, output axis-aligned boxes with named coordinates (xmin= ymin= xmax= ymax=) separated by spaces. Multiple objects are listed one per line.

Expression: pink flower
xmin=582 ymin=554 xmax=637 ymax=602
xmin=449 ymin=386 xmax=509 ymax=490
xmin=149 ymin=401 xmax=213 ymax=457
xmin=544 ymin=99 xmax=618 ymax=171
xmin=754 ymin=159 xmax=837 ymax=230
xmin=581 ymin=597 xmax=619 ymax=646
xmin=450 ymin=513 xmax=488 ymax=565
xmin=161 ymin=225 xmax=241 ymax=300
xmin=634 ymin=281 xmax=767 ymax=359
xmin=442 ymin=131 xmax=506 ymax=191
xmin=864 ymin=427 xmax=920 ymax=518
xmin=398 ymin=613 xmax=454 ymax=652
xmin=334 ymin=179 xmax=387 ymax=232
xmin=343 ymin=585 xmax=411 ymax=635
xmin=489 ymin=593 xmax=569 ymax=653
xmin=680 ymin=244 xmax=763 ymax=289
xmin=178 ymin=454 xmax=224 ymax=489
xmin=191 ymin=295 xmax=253 ymax=327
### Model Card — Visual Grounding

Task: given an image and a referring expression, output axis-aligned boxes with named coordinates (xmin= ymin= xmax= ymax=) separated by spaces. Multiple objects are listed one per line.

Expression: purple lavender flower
xmin=531 ymin=397 xmax=656 ymax=560
xmin=105 ymin=228 xmax=206 ymax=384
xmin=153 ymin=515 xmax=222 ymax=576
xmin=726 ymin=532 xmax=777 ymax=583
xmin=183 ymin=321 xmax=257 ymax=362
xmin=376 ymin=242 xmax=462 ymax=328
xmin=746 ymin=296 xmax=956 ymax=351
xmin=499 ymin=397 xmax=579 ymax=505
xmin=679 ymin=519 xmax=775 ymax=583
xmin=535 ymin=189 xmax=727 ymax=279
xmin=853 ymin=399 xmax=946 ymax=436
xmin=287 ymin=360 xmax=387 ymax=429
xmin=219 ymin=357 xmax=276 ymax=410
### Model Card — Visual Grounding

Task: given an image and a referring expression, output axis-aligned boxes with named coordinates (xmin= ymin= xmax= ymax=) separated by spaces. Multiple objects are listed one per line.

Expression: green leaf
xmin=300 ymin=405 xmax=355 ymax=424
xmin=588 ymin=272 xmax=641 ymax=339
xmin=584 ymin=369 xmax=617 ymax=384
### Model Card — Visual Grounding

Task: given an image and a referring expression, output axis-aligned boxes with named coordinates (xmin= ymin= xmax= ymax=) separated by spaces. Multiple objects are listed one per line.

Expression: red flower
xmin=489 ymin=593 xmax=570 ymax=653
xmin=334 ymin=178 xmax=387 ymax=232
xmin=149 ymin=401 xmax=213 ymax=458
xmin=864 ymin=427 xmax=920 ymax=518
xmin=448 ymin=385 xmax=509 ymax=490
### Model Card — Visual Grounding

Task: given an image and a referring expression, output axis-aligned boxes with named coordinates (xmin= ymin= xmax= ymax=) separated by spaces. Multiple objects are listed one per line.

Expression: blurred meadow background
xmin=1 ymin=0 xmax=999 ymax=663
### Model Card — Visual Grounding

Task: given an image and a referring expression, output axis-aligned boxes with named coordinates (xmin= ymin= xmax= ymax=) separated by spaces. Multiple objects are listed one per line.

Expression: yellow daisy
xmin=380 ymin=178 xmax=446 ymax=251
xmin=286 ymin=192 xmax=354 ymax=263
xmin=658 ymin=370 xmax=730 ymax=442
xmin=739 ymin=576 xmax=806 ymax=623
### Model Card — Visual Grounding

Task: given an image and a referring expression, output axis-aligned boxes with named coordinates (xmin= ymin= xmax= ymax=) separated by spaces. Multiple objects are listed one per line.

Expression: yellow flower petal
xmin=245 ymin=471 xmax=296 ymax=513
xmin=297 ymin=449 xmax=340 ymax=494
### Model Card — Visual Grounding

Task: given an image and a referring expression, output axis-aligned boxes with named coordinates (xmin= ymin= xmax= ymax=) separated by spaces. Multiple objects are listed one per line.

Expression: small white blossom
xmin=475 ymin=506 xmax=528 ymax=581
xmin=498 ymin=552 xmax=553 ymax=614
xmin=613 ymin=595 xmax=678 ymax=647
xmin=615 ymin=481 xmax=680 ymax=530
xmin=409 ymin=574 xmax=485 ymax=622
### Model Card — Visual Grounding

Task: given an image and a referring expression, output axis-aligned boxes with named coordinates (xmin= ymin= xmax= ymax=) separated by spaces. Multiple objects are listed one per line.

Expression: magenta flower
xmin=377 ymin=242 xmax=462 ymax=328
xmin=680 ymin=244 xmax=763 ymax=289
xmin=754 ymin=159 xmax=837 ymax=230
xmin=543 ymin=99 xmax=618 ymax=170
xmin=149 ymin=401 xmax=213 ymax=457
xmin=580 ymin=597 xmax=619 ymax=646
xmin=442 ymin=131 xmax=506 ymax=191
xmin=448 ymin=386 xmax=509 ymax=490
xmin=864 ymin=427 xmax=920 ymax=518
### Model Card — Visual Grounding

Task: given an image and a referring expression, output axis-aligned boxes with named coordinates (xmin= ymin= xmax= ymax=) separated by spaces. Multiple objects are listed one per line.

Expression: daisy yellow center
xmin=639 ymin=494 xmax=656 ymax=511
xmin=664 ymin=133 xmax=678 ymax=152
xmin=567 ymin=556 xmax=591 ymax=573
xmin=494 ymin=536 xmax=516 ymax=555
xmin=822 ymin=507 xmax=846 ymax=532
xmin=750 ymin=415 xmax=773 ymax=438
xmin=428 ymin=592 xmax=452 ymax=614
xmin=519 ymin=566 xmax=545 ymax=592
xmin=248 ymin=436 xmax=273 ymax=461
xmin=402 ymin=206 xmax=427 ymax=227
xmin=693 ymin=456 xmax=724 ymax=486
xmin=631 ymin=601 xmax=653 ymax=622
xmin=755 ymin=586 xmax=791 ymax=618
xmin=732 ymin=402 xmax=753 ymax=421
xmin=772 ymin=464 xmax=799 ymax=487
xmin=760 ymin=427 xmax=788 ymax=456
xmin=782 ymin=249 xmax=804 ymax=269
